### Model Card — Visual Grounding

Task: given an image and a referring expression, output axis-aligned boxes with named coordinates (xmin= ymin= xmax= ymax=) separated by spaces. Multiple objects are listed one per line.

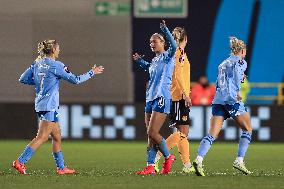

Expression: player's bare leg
xmin=233 ymin=112 xmax=253 ymax=175
xmin=51 ymin=123 xmax=75 ymax=175
xmin=193 ymin=116 xmax=224 ymax=176
xmin=137 ymin=112 xmax=157 ymax=175
xmin=12 ymin=120 xmax=53 ymax=174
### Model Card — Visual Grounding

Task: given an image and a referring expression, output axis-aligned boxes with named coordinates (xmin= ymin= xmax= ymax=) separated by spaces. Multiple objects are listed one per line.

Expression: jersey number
xmin=218 ymin=68 xmax=226 ymax=90
xmin=38 ymin=73 xmax=46 ymax=92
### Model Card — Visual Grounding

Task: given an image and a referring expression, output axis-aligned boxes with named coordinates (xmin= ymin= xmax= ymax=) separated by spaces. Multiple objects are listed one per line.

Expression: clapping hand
xmin=92 ymin=65 xmax=104 ymax=74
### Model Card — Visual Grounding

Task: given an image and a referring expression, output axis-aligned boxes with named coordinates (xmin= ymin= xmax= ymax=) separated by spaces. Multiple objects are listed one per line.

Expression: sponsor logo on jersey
xmin=38 ymin=63 xmax=50 ymax=69
xmin=64 ymin=66 xmax=70 ymax=73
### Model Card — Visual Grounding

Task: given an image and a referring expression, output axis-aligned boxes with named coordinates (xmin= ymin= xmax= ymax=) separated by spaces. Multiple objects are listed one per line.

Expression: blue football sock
xmin=18 ymin=146 xmax=35 ymax=164
xmin=147 ymin=146 xmax=158 ymax=165
xmin=158 ymin=138 xmax=170 ymax=158
xmin=237 ymin=131 xmax=252 ymax=157
xmin=197 ymin=134 xmax=215 ymax=158
xmin=53 ymin=151 xmax=65 ymax=169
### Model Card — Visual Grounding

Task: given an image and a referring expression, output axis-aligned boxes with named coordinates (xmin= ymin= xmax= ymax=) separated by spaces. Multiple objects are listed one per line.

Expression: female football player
xmin=133 ymin=20 xmax=177 ymax=175
xmin=155 ymin=27 xmax=194 ymax=173
xmin=193 ymin=37 xmax=253 ymax=176
xmin=12 ymin=39 xmax=104 ymax=175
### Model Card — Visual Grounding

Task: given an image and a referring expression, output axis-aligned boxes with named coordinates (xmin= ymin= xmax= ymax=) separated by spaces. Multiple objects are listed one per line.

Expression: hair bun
xmin=172 ymin=27 xmax=187 ymax=44
xmin=37 ymin=41 xmax=45 ymax=54
xmin=173 ymin=29 xmax=181 ymax=40
xmin=229 ymin=37 xmax=238 ymax=47
xmin=229 ymin=36 xmax=246 ymax=54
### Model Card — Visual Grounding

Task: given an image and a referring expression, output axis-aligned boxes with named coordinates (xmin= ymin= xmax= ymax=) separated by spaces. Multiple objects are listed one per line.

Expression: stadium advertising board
xmin=1 ymin=104 xmax=282 ymax=142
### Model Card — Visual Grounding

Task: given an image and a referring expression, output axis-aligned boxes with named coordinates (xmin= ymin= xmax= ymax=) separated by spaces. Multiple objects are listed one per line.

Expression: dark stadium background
xmin=0 ymin=0 xmax=283 ymax=141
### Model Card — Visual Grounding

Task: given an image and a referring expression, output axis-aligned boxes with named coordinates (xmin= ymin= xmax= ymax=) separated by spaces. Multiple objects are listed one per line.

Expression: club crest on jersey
xmin=238 ymin=60 xmax=244 ymax=65
xmin=64 ymin=66 xmax=70 ymax=73
xmin=182 ymin=116 xmax=188 ymax=121
xmin=179 ymin=55 xmax=185 ymax=64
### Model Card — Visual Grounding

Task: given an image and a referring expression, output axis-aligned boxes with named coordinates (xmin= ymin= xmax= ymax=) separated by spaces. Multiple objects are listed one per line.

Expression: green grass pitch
xmin=0 ymin=141 xmax=283 ymax=189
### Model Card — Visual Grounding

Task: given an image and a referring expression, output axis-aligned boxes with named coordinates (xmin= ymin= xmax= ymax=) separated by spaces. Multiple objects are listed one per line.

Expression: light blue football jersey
xmin=212 ymin=55 xmax=247 ymax=105
xmin=19 ymin=57 xmax=94 ymax=111
xmin=135 ymin=25 xmax=177 ymax=102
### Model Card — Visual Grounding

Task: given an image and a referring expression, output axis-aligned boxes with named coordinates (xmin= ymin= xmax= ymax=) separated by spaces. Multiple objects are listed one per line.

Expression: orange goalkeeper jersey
xmin=171 ymin=47 xmax=190 ymax=101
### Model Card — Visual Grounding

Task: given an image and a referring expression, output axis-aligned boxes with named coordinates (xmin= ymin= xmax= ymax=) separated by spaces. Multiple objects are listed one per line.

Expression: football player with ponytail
xmin=12 ymin=39 xmax=104 ymax=175
xmin=133 ymin=20 xmax=177 ymax=175
xmin=193 ymin=37 xmax=253 ymax=176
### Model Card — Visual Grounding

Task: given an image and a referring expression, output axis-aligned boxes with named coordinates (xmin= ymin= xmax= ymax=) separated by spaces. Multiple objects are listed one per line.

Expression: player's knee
xmin=148 ymin=130 xmax=158 ymax=140
xmin=52 ymin=135 xmax=62 ymax=143
xmin=180 ymin=130 xmax=188 ymax=137
xmin=36 ymin=135 xmax=49 ymax=143
xmin=148 ymin=131 xmax=155 ymax=139
xmin=178 ymin=125 xmax=189 ymax=136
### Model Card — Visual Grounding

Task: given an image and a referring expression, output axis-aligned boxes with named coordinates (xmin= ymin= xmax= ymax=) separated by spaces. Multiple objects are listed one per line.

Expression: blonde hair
xmin=230 ymin=36 xmax=246 ymax=55
xmin=172 ymin=27 xmax=187 ymax=44
xmin=151 ymin=33 xmax=165 ymax=44
xmin=35 ymin=39 xmax=58 ymax=61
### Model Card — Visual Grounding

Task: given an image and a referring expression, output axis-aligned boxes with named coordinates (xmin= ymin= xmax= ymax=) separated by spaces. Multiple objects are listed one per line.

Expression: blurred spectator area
xmin=190 ymin=81 xmax=284 ymax=105
xmin=191 ymin=76 xmax=215 ymax=106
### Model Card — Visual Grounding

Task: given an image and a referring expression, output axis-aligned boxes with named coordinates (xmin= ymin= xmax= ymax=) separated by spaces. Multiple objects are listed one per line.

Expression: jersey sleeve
xmin=160 ymin=25 xmax=177 ymax=59
xmin=174 ymin=49 xmax=189 ymax=97
xmin=135 ymin=58 xmax=150 ymax=72
xmin=53 ymin=61 xmax=94 ymax=84
xmin=19 ymin=63 xmax=35 ymax=85
xmin=234 ymin=60 xmax=247 ymax=91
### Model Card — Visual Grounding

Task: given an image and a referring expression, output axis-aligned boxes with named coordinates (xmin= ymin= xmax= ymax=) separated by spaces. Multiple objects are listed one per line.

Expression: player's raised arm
xmin=19 ymin=63 xmax=35 ymax=85
xmin=133 ymin=53 xmax=150 ymax=72
xmin=54 ymin=62 xmax=104 ymax=85
xmin=160 ymin=20 xmax=177 ymax=58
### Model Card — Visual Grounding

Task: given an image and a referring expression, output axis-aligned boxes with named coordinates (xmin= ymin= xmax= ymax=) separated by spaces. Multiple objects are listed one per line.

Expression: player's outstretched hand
xmin=160 ymin=20 xmax=166 ymax=28
xmin=132 ymin=53 xmax=144 ymax=61
xmin=92 ymin=65 xmax=104 ymax=74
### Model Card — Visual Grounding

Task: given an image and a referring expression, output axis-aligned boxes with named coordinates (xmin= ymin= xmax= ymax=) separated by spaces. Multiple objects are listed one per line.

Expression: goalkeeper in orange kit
xmin=155 ymin=27 xmax=194 ymax=173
